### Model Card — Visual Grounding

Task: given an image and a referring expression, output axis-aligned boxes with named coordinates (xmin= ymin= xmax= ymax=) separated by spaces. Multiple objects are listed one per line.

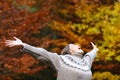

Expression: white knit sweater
xmin=22 ymin=43 xmax=98 ymax=80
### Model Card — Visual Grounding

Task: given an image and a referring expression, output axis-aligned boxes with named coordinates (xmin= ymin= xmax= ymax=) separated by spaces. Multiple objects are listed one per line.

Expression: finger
xmin=5 ymin=40 xmax=14 ymax=42
xmin=6 ymin=44 xmax=12 ymax=47
xmin=6 ymin=43 xmax=14 ymax=46
xmin=13 ymin=36 xmax=18 ymax=40
xmin=90 ymin=42 xmax=96 ymax=47
xmin=5 ymin=41 xmax=12 ymax=43
xmin=5 ymin=41 xmax=14 ymax=44
xmin=5 ymin=42 xmax=15 ymax=45
xmin=5 ymin=40 xmax=15 ymax=43
xmin=6 ymin=43 xmax=15 ymax=47
xmin=6 ymin=42 xmax=14 ymax=45
xmin=9 ymin=45 xmax=14 ymax=47
xmin=90 ymin=42 xmax=94 ymax=45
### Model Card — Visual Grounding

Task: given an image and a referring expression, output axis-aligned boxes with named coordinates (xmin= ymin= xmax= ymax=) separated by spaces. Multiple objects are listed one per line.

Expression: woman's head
xmin=61 ymin=44 xmax=84 ymax=55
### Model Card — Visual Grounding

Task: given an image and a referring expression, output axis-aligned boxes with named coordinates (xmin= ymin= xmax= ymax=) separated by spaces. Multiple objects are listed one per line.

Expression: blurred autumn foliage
xmin=0 ymin=0 xmax=120 ymax=80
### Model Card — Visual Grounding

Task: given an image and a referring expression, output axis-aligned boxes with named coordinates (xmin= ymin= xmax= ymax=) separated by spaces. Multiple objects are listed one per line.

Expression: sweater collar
xmin=71 ymin=53 xmax=83 ymax=59
xmin=60 ymin=54 xmax=90 ymax=71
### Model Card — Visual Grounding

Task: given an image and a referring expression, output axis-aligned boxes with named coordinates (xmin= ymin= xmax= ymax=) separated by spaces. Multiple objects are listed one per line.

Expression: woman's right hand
xmin=90 ymin=42 xmax=99 ymax=51
xmin=5 ymin=37 xmax=24 ymax=47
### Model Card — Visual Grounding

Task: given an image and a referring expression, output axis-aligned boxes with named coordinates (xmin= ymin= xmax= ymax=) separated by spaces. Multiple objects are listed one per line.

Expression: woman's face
xmin=69 ymin=44 xmax=84 ymax=55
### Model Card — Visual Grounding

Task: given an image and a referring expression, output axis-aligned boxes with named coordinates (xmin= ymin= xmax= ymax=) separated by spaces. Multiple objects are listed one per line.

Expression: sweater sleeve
xmin=22 ymin=43 xmax=60 ymax=70
xmin=83 ymin=48 xmax=98 ymax=68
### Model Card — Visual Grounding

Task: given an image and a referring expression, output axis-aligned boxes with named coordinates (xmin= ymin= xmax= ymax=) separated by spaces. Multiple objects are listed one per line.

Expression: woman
xmin=5 ymin=37 xmax=99 ymax=80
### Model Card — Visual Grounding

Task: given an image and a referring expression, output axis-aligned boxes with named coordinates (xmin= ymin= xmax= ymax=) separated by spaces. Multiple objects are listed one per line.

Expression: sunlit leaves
xmin=0 ymin=0 xmax=120 ymax=79
xmin=72 ymin=2 xmax=120 ymax=62
xmin=0 ymin=0 xmax=55 ymax=79
xmin=115 ymin=55 xmax=120 ymax=62
xmin=92 ymin=72 xmax=120 ymax=80
xmin=71 ymin=24 xmax=89 ymax=34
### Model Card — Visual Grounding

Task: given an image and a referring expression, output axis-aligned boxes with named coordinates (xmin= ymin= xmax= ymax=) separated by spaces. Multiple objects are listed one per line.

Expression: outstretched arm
xmin=5 ymin=37 xmax=60 ymax=70
xmin=84 ymin=42 xmax=99 ymax=67
xmin=5 ymin=37 xmax=39 ymax=58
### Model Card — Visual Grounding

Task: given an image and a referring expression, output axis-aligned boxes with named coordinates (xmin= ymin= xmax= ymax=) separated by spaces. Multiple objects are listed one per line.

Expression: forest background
xmin=0 ymin=0 xmax=120 ymax=80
